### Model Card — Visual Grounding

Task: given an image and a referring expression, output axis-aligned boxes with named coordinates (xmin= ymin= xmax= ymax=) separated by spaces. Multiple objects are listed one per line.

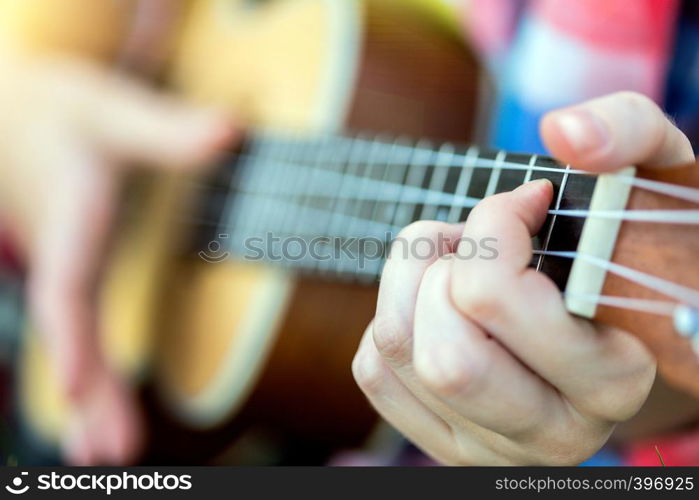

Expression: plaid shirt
xmin=454 ymin=0 xmax=699 ymax=153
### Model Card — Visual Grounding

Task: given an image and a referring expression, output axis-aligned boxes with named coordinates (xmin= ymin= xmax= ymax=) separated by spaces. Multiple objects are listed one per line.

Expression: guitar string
xmin=247 ymin=133 xmax=699 ymax=204
xmin=180 ymin=155 xmax=699 ymax=227
xmin=533 ymin=250 xmax=699 ymax=308
xmin=540 ymin=252 xmax=699 ymax=337
xmin=617 ymin=176 xmax=699 ymax=204
xmin=166 ymin=130 xmax=699 ymax=231
xmin=562 ymin=292 xmax=677 ymax=316
xmin=172 ymin=136 xmax=699 ymax=321
xmin=562 ymin=292 xmax=698 ymax=341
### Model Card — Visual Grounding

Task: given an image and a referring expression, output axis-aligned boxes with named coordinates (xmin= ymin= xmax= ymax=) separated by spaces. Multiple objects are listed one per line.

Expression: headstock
xmin=595 ymin=162 xmax=699 ymax=396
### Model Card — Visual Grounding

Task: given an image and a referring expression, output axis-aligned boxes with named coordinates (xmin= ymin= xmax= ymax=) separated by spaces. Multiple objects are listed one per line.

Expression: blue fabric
xmin=664 ymin=1 xmax=699 ymax=149
xmin=580 ymin=449 xmax=623 ymax=467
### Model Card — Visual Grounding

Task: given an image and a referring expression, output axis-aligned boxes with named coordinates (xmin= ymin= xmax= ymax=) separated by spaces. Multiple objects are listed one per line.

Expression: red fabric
xmin=625 ymin=427 xmax=699 ymax=466
xmin=533 ymin=0 xmax=680 ymax=53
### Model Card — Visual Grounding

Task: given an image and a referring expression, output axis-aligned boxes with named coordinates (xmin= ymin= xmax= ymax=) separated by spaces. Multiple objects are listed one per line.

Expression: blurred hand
xmin=0 ymin=51 xmax=236 ymax=465
xmin=352 ymin=92 xmax=694 ymax=465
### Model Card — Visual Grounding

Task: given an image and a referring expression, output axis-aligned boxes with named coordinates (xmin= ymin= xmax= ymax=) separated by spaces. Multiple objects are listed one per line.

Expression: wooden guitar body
xmin=18 ymin=0 xmax=481 ymax=461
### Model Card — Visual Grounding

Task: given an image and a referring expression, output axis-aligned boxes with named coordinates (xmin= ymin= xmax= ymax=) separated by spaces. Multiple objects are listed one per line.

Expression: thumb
xmin=76 ymin=66 xmax=238 ymax=168
xmin=540 ymin=91 xmax=695 ymax=172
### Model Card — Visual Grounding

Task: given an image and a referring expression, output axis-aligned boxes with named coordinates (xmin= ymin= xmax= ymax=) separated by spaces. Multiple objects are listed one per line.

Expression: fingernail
xmin=553 ymin=109 xmax=610 ymax=156
xmin=527 ymin=178 xmax=552 ymax=188
xmin=516 ymin=178 xmax=551 ymax=194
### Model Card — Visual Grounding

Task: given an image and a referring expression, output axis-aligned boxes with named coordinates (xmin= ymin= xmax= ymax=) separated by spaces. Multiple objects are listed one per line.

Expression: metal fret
xmin=524 ymin=154 xmax=537 ymax=183
xmin=447 ymin=145 xmax=478 ymax=223
xmin=419 ymin=143 xmax=455 ymax=221
xmin=484 ymin=150 xmax=506 ymax=198
xmin=284 ymin=137 xmax=327 ymax=271
xmin=376 ymin=137 xmax=413 ymax=227
xmin=536 ymin=164 xmax=571 ymax=272
xmin=265 ymin=136 xmax=315 ymax=261
xmin=391 ymin=139 xmax=435 ymax=229
xmin=336 ymin=136 xmax=387 ymax=276
xmin=307 ymin=136 xmax=354 ymax=274
xmin=225 ymin=137 xmax=268 ymax=254
xmin=245 ymin=135 xmax=297 ymax=247
xmin=319 ymin=136 xmax=371 ymax=274
xmin=362 ymin=137 xmax=407 ymax=279
xmin=196 ymin=132 xmax=596 ymax=290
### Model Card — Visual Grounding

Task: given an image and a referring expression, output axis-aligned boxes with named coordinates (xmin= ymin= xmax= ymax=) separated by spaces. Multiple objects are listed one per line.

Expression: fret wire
xmin=248 ymin=132 xmax=578 ymax=175
xmin=186 ymin=132 xmax=699 ymax=300
xmin=419 ymin=143 xmax=455 ymax=221
xmin=247 ymin=137 xmax=297 ymax=245
xmin=216 ymin=187 xmax=699 ymax=225
xmin=376 ymin=137 xmax=413 ymax=228
xmin=236 ymin=155 xmax=582 ymax=215
xmin=362 ymin=137 xmax=408 ymax=279
xmin=226 ymin=152 xmax=580 ymax=204
xmin=484 ymin=150 xmax=506 ymax=198
xmin=318 ymin=136 xmax=372 ymax=274
xmin=446 ymin=145 xmax=478 ymax=223
xmin=536 ymin=164 xmax=571 ymax=272
xmin=391 ymin=139 xmax=436 ymax=229
xmin=524 ymin=154 xmax=537 ymax=183
xmin=250 ymin=228 xmax=380 ymax=279
xmin=268 ymin=137 xmax=319 ymax=261
xmin=337 ymin=136 xmax=386 ymax=275
xmin=228 ymin=137 xmax=281 ymax=253
xmin=185 ymin=150 xmax=588 ymax=200
xmin=363 ymin=138 xmax=582 ymax=174
xmin=222 ymin=138 xmax=266 ymax=253
xmin=286 ymin=136 xmax=335 ymax=270
xmin=189 ymin=145 xmax=588 ymax=206
xmin=232 ymin=134 xmax=300 ymax=253
xmin=308 ymin=136 xmax=354 ymax=274
xmin=207 ymin=135 xmax=616 ymax=276
xmin=230 ymin=192 xmax=401 ymax=237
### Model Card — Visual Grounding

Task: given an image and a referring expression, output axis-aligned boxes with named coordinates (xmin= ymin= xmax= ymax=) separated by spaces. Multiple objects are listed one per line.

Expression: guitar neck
xmin=197 ymin=132 xmax=598 ymax=290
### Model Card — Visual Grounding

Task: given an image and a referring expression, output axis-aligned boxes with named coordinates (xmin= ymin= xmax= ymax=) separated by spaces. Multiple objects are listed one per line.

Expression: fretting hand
xmin=352 ymin=92 xmax=695 ymax=465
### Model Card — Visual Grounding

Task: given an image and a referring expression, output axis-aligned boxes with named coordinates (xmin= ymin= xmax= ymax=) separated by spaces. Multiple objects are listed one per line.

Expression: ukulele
xmin=8 ymin=0 xmax=699 ymax=463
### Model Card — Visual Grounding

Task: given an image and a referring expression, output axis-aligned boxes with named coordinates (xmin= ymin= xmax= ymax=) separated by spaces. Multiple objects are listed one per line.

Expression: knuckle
xmin=390 ymin=221 xmax=453 ymax=261
xmin=352 ymin=340 xmax=387 ymax=395
xmin=612 ymin=90 xmax=657 ymax=110
xmin=396 ymin=220 xmax=443 ymax=242
xmin=612 ymin=91 xmax=667 ymax=141
xmin=585 ymin=371 xmax=655 ymax=423
xmin=451 ymin=277 xmax=504 ymax=324
xmin=371 ymin=313 xmax=412 ymax=364
xmin=414 ymin=343 xmax=488 ymax=398
xmin=578 ymin=342 xmax=656 ymax=422
xmin=470 ymin=192 xmax=508 ymax=216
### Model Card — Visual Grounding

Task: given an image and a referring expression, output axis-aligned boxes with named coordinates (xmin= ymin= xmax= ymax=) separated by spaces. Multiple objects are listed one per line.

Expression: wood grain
xmin=596 ymin=163 xmax=699 ymax=396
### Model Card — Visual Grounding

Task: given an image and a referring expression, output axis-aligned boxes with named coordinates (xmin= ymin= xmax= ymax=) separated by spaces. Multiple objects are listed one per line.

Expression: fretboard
xmin=194 ymin=132 xmax=598 ymax=290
